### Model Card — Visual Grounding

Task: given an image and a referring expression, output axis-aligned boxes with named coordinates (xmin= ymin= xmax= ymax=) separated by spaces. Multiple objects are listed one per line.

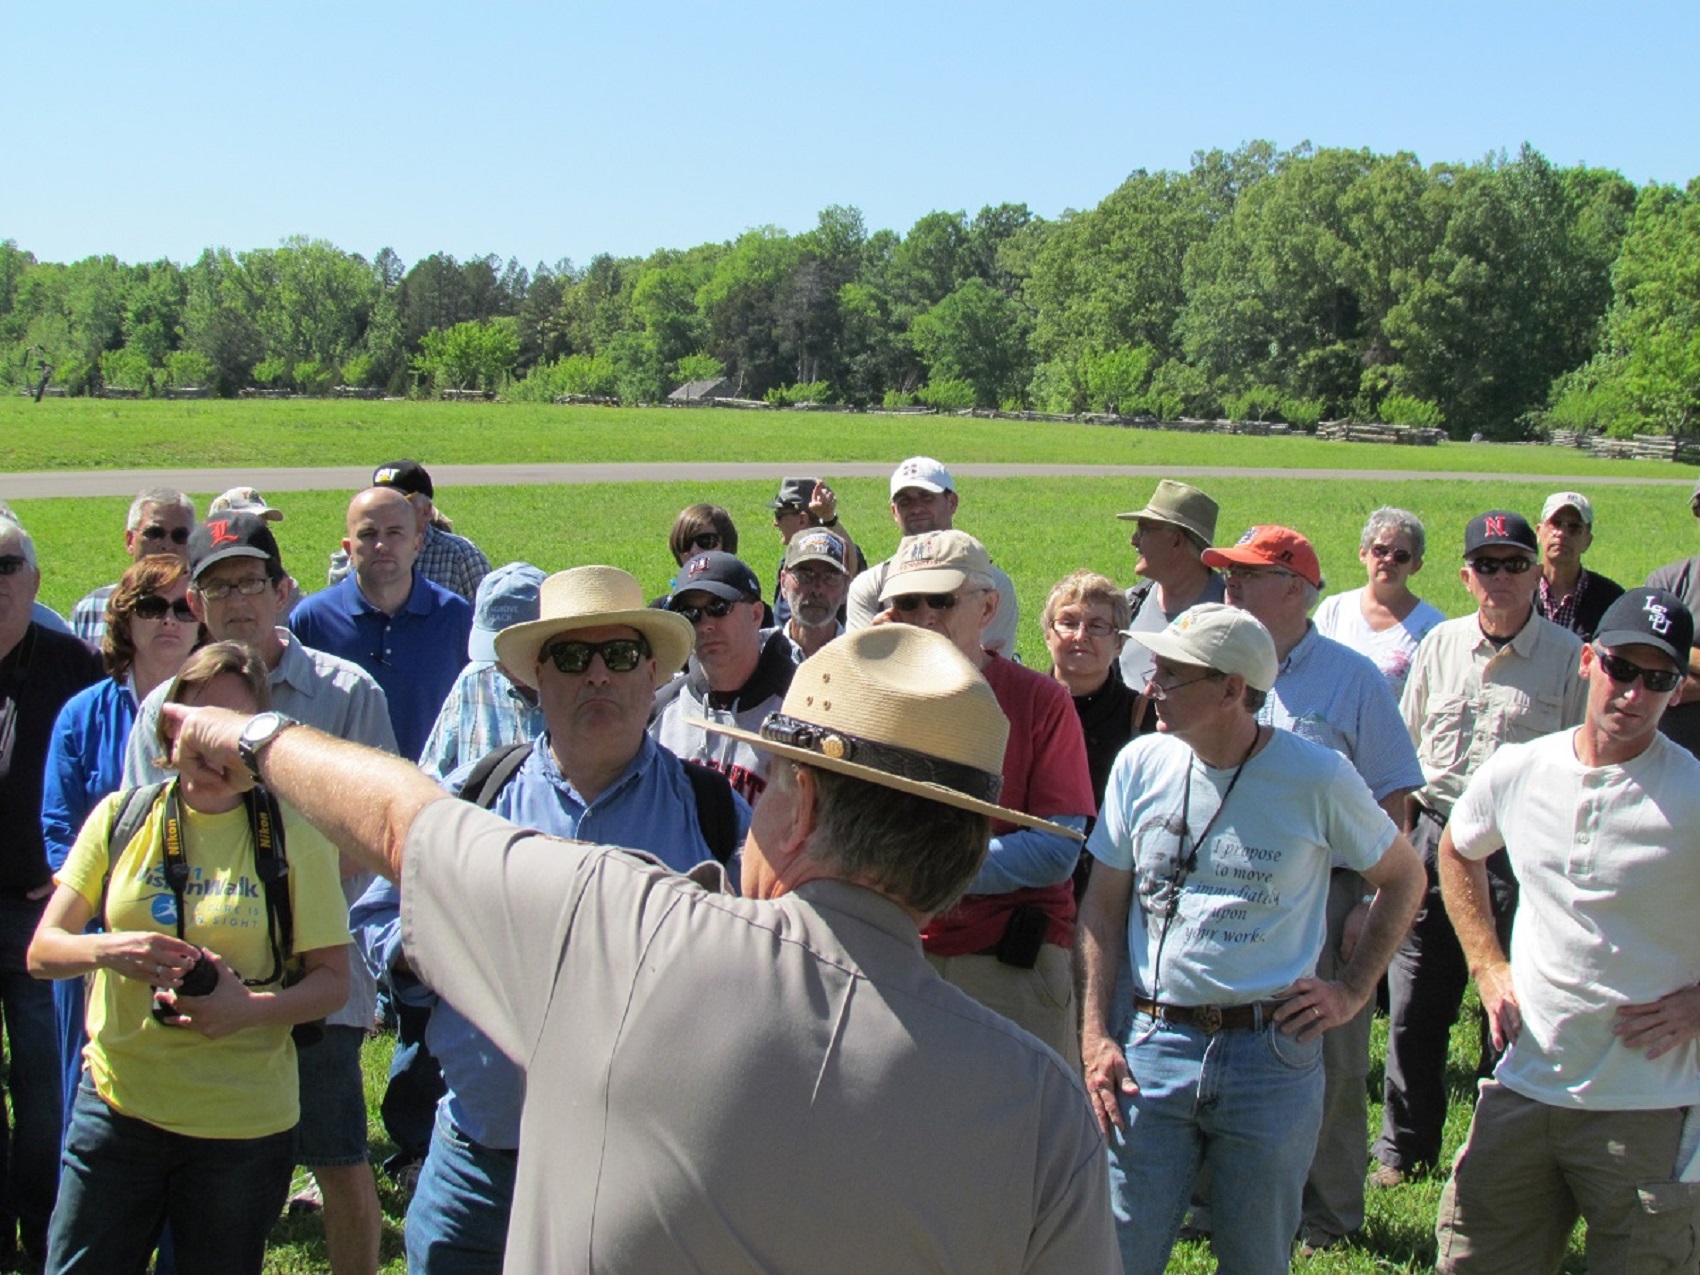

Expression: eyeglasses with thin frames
xmin=1050 ymin=616 xmax=1119 ymax=639
xmin=193 ymin=577 xmax=273 ymax=600
xmin=1144 ymin=668 xmax=1224 ymax=701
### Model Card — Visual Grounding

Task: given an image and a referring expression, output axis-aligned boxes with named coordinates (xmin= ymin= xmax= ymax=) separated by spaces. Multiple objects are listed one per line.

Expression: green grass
xmin=4 ymin=399 xmax=1634 ymax=1270
xmin=2 ymin=395 xmax=1696 ymax=479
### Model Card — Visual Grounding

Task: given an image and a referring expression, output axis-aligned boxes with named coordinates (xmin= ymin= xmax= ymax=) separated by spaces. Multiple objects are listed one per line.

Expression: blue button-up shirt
xmin=417 ymin=661 xmax=545 ymax=781
xmin=352 ymin=733 xmax=751 ymax=1148
xmin=289 ymin=572 xmax=472 ymax=762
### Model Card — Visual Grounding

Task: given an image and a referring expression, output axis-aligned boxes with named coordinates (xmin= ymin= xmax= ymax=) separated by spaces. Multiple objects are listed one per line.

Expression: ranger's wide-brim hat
xmin=697 ymin=626 xmax=1082 ymax=837
xmin=494 ymin=565 xmax=694 ymax=690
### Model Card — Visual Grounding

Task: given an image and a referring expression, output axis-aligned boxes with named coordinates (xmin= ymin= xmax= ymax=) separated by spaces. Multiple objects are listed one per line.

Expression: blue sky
xmin=5 ymin=1 xmax=1696 ymax=271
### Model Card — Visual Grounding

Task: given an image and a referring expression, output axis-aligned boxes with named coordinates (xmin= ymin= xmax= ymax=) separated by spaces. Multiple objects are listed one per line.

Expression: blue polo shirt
xmin=351 ymin=733 xmax=751 ymax=1148
xmin=289 ymin=572 xmax=472 ymax=761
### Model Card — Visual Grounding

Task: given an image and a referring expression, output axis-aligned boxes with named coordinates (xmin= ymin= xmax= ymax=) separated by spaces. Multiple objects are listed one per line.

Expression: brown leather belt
xmin=1132 ymin=996 xmax=1277 ymax=1034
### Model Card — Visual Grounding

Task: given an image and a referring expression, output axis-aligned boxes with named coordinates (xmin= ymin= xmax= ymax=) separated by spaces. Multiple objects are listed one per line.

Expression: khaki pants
xmin=1436 ymin=1081 xmax=1700 ymax=1274
xmin=926 ymin=945 xmax=1080 ymax=1069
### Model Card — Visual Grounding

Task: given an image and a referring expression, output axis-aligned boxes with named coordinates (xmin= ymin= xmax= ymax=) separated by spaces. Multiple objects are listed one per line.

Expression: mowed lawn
xmin=6 ymin=400 xmax=1680 ymax=1271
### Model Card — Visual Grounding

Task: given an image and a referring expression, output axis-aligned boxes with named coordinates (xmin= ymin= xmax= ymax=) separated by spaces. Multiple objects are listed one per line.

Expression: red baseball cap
xmin=1202 ymin=526 xmax=1323 ymax=588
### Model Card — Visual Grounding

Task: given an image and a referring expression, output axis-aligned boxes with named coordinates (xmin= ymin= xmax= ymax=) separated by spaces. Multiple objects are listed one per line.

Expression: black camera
xmin=151 ymin=947 xmax=217 ymax=1023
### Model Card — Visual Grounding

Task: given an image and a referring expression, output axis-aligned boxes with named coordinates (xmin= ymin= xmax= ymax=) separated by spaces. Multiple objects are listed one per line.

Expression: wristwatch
xmin=238 ymin=712 xmax=299 ymax=782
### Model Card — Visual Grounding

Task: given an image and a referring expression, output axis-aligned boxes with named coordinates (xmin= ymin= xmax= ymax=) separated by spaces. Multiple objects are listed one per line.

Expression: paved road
xmin=4 ymin=461 xmax=1695 ymax=499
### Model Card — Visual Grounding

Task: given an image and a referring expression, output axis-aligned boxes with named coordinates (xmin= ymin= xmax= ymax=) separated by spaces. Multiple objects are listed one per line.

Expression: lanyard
xmin=160 ymin=782 xmax=293 ymax=987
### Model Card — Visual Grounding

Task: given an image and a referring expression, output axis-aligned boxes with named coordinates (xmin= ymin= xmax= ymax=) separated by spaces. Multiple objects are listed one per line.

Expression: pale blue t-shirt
xmin=1088 ymin=728 xmax=1394 ymax=1006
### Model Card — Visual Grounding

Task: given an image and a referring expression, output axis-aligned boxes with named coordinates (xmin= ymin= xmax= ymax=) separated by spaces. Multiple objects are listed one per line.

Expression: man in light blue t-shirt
xmin=1079 ymin=603 xmax=1424 ymax=1275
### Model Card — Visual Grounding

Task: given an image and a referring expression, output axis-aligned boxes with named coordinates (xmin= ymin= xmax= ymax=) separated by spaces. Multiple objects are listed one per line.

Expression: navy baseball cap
xmin=1593 ymin=588 xmax=1694 ymax=666
xmin=373 ymin=459 xmax=433 ymax=499
xmin=1463 ymin=511 xmax=1538 ymax=557
xmin=670 ymin=551 xmax=762 ymax=604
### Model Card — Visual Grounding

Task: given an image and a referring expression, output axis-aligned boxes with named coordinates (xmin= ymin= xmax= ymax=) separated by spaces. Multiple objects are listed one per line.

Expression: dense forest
xmin=3 ymin=142 xmax=1696 ymax=439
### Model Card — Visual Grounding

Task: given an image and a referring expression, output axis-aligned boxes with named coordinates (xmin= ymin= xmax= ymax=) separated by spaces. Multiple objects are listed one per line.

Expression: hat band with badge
xmin=760 ymin=714 xmax=1003 ymax=804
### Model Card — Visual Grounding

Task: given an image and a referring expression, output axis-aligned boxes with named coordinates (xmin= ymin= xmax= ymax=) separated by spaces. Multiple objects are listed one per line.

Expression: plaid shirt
xmin=417 ymin=525 xmax=491 ymax=603
xmin=69 ymin=583 xmax=116 ymax=647
xmin=417 ymin=660 xmax=545 ymax=781
xmin=1536 ymin=569 xmax=1592 ymax=636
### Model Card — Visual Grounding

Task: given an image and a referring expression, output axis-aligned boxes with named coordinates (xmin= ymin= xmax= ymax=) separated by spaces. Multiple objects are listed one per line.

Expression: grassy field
xmin=2 ymin=400 xmax=1645 ymax=1271
xmin=2 ymin=395 xmax=1697 ymax=479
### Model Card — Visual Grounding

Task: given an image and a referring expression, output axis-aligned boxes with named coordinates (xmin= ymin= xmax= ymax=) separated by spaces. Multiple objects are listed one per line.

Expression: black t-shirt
xmin=0 ymin=624 xmax=103 ymax=891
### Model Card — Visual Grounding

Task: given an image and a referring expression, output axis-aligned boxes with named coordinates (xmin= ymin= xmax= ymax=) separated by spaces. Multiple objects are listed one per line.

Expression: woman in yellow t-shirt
xmin=29 ymin=642 xmax=351 ymax=1275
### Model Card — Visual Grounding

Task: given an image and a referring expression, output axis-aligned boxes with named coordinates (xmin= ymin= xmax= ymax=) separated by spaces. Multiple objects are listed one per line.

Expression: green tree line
xmin=3 ymin=142 xmax=1696 ymax=438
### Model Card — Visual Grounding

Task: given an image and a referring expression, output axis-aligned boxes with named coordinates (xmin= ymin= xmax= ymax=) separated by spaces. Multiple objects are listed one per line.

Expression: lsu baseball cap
xmin=1592 ymin=588 xmax=1694 ymax=667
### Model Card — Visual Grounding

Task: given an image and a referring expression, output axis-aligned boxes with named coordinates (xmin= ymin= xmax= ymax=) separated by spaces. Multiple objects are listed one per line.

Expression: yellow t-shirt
xmin=58 ymin=787 xmax=351 ymax=1138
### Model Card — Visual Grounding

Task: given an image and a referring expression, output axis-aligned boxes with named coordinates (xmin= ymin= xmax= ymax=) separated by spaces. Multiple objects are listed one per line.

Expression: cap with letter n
xmin=1463 ymin=510 xmax=1538 ymax=557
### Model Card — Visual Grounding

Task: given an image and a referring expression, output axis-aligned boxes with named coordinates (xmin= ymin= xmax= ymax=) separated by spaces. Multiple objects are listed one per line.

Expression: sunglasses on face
xmin=671 ymin=597 xmax=741 ymax=625
xmin=689 ymin=533 xmax=721 ymax=551
xmin=0 ymin=555 xmax=28 ymax=576
xmin=132 ymin=594 xmax=196 ymax=622
xmin=1466 ymin=556 xmax=1534 ymax=577
xmin=1592 ymin=646 xmax=1683 ymax=693
xmin=194 ymin=577 xmax=272 ymax=600
xmin=1369 ymin=544 xmax=1414 ymax=565
xmin=140 ymin=526 xmax=191 ymax=545
xmin=890 ymin=592 xmax=960 ymax=612
xmin=542 ymin=636 xmax=651 ymax=675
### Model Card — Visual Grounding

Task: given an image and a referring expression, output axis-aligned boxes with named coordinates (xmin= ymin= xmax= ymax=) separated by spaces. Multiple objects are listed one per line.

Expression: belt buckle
xmin=1195 ymin=1004 xmax=1223 ymax=1035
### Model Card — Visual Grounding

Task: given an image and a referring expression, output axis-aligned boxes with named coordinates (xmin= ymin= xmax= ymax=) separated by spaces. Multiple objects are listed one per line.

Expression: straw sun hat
xmin=699 ymin=626 xmax=1081 ymax=836
xmin=493 ymin=566 xmax=694 ymax=690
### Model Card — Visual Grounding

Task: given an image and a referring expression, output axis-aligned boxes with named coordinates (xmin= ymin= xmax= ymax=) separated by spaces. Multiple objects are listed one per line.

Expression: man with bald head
xmin=290 ymin=488 xmax=473 ymax=761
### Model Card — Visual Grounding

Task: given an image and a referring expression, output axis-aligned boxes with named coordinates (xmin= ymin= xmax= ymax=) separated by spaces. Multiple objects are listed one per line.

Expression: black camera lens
xmin=150 ymin=948 xmax=217 ymax=1024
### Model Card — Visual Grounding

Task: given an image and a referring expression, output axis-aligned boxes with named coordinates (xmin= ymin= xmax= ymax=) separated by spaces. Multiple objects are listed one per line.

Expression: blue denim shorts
xmin=294 ymin=1024 xmax=370 ymax=1167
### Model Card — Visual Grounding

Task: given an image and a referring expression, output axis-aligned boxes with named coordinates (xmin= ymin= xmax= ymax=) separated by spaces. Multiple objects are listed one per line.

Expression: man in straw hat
xmin=1117 ymin=479 xmax=1225 ymax=697
xmin=352 ymin=566 xmax=748 ymax=1271
xmin=876 ymin=528 xmax=1094 ymax=1065
xmin=1080 ymin=603 xmax=1424 ymax=1274
xmin=161 ymin=625 xmax=1118 ymax=1269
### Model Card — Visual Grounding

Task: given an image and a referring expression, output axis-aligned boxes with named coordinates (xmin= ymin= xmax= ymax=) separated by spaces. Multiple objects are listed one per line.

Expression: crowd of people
xmin=2 ymin=454 xmax=1699 ymax=1273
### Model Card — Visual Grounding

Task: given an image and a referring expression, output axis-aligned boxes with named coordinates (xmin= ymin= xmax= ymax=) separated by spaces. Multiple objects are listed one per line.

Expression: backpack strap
xmin=99 ymin=781 xmax=169 ymax=932
xmin=457 ymin=740 xmax=533 ymax=809
xmin=1126 ymin=579 xmax=1156 ymax=622
xmin=681 ymin=760 xmax=738 ymax=865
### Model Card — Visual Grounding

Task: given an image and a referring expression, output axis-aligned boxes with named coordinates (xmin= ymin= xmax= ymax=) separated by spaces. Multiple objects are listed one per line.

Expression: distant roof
xmin=668 ymin=377 xmax=733 ymax=402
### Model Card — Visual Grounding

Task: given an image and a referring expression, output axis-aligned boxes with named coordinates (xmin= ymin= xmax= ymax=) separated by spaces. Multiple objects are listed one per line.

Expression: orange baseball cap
xmin=1202 ymin=526 xmax=1323 ymax=588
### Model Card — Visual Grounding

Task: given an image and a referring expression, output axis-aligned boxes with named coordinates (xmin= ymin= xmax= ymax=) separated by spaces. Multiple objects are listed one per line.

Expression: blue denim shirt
xmin=351 ymin=734 xmax=750 ymax=1147
xmin=42 ymin=676 xmax=137 ymax=871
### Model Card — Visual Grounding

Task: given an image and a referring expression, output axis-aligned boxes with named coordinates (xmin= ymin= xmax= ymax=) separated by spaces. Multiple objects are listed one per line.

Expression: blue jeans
xmin=0 ymin=893 xmax=64 ymax=1261
xmin=46 ymin=1082 xmax=293 ymax=1274
xmin=1107 ymin=1010 xmax=1324 ymax=1275
xmin=404 ymin=1108 xmax=516 ymax=1274
xmin=382 ymin=1001 xmax=445 ymax=1173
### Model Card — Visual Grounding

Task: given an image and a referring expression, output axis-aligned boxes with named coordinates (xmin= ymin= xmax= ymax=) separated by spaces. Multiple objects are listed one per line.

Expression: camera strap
xmin=159 ymin=782 xmax=292 ymax=987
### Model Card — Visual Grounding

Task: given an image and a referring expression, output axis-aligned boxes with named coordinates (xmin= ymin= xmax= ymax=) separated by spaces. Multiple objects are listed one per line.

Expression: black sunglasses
xmin=689 ymin=532 xmax=722 ymax=551
xmin=0 ymin=555 xmax=28 ymax=576
xmin=671 ymin=597 xmax=741 ymax=624
xmin=890 ymin=593 xmax=959 ymax=612
xmin=1369 ymin=544 xmax=1414 ymax=565
xmin=132 ymin=594 xmax=196 ymax=622
xmin=1592 ymin=647 xmax=1683 ymax=693
xmin=542 ymin=636 xmax=651 ymax=675
xmin=1466 ymin=556 xmax=1534 ymax=576
xmin=140 ymin=525 xmax=191 ymax=545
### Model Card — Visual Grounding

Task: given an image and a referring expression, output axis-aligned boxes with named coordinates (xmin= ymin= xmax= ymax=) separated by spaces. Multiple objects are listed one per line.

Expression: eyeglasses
xmin=194 ymin=577 xmax=273 ymax=600
xmin=0 ymin=555 xmax=28 ymax=576
xmin=1221 ymin=565 xmax=1294 ymax=582
xmin=890 ymin=593 xmax=960 ymax=612
xmin=1050 ymin=617 xmax=1119 ymax=639
xmin=132 ymin=594 xmax=196 ymax=622
xmin=1144 ymin=668 xmax=1223 ymax=701
xmin=542 ymin=636 xmax=651 ymax=675
xmin=689 ymin=533 xmax=722 ymax=551
xmin=1465 ymin=556 xmax=1534 ymax=577
xmin=671 ymin=597 xmax=741 ymax=624
xmin=1592 ymin=646 xmax=1683 ymax=693
xmin=1369 ymin=544 xmax=1414 ymax=565
xmin=140 ymin=526 xmax=191 ymax=545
